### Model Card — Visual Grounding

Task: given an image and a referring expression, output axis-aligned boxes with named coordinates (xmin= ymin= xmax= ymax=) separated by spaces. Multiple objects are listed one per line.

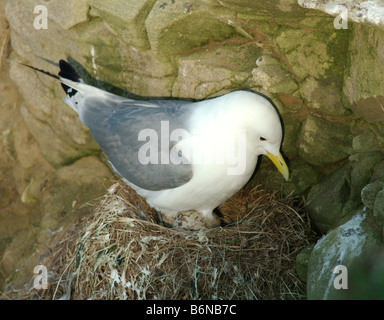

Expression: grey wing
xmin=81 ymin=97 xmax=194 ymax=191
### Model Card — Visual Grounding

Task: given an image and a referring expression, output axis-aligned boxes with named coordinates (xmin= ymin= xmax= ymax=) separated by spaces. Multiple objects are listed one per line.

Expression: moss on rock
xmin=86 ymin=0 xmax=157 ymax=50
xmin=307 ymin=213 xmax=382 ymax=299
xmin=146 ymin=0 xmax=237 ymax=55
xmin=298 ymin=115 xmax=353 ymax=166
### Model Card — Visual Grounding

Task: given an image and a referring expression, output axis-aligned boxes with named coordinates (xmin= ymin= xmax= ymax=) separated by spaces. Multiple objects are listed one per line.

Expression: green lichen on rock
xmin=46 ymin=0 xmax=90 ymax=30
xmin=173 ymin=39 xmax=261 ymax=98
xmin=252 ymin=157 xmax=319 ymax=197
xmin=350 ymin=119 xmax=384 ymax=154
xmin=341 ymin=250 xmax=384 ymax=300
xmin=20 ymin=105 xmax=97 ymax=168
xmin=343 ymin=24 xmax=384 ymax=122
xmin=1 ymin=156 xmax=113 ymax=289
xmin=281 ymin=113 xmax=302 ymax=158
xmin=250 ymin=55 xmax=298 ymax=94
xmin=1 ymin=128 xmax=16 ymax=161
xmin=218 ymin=0 xmax=312 ymax=17
xmin=307 ymin=152 xmax=384 ymax=233
xmin=300 ymin=77 xmax=349 ymax=116
xmin=298 ymin=115 xmax=353 ymax=166
xmin=306 ymin=163 xmax=350 ymax=233
xmin=348 ymin=152 xmax=384 ymax=206
xmin=373 ymin=190 xmax=384 ymax=219
xmin=275 ymin=28 xmax=348 ymax=82
xmin=307 ymin=213 xmax=382 ymax=300
xmin=361 ymin=180 xmax=384 ymax=210
xmin=146 ymin=0 xmax=237 ymax=55
xmin=282 ymin=158 xmax=320 ymax=196
xmin=41 ymin=156 xmax=113 ymax=215
xmin=20 ymin=178 xmax=38 ymax=204
xmin=86 ymin=0 xmax=157 ymax=50
xmin=361 ymin=179 xmax=384 ymax=220
xmin=296 ymin=244 xmax=315 ymax=283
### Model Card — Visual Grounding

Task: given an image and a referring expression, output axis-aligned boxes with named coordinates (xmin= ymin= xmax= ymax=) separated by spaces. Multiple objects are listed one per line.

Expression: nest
xmin=24 ymin=182 xmax=311 ymax=300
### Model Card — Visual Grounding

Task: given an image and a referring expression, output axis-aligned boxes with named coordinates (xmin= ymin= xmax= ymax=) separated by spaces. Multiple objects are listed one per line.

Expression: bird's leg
xmin=201 ymin=209 xmax=221 ymax=228
xmin=213 ymin=208 xmax=227 ymax=227
xmin=156 ymin=210 xmax=165 ymax=226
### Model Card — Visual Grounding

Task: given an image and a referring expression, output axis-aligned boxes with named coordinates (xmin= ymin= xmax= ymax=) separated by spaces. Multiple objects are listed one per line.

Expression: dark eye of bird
xmin=260 ymin=137 xmax=267 ymax=141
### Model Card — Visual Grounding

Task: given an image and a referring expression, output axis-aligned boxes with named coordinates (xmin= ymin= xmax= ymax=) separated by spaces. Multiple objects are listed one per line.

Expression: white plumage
xmin=26 ymin=60 xmax=289 ymax=229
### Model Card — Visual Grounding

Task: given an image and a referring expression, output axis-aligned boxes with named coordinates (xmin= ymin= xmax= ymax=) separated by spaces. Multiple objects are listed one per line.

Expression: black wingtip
xmin=58 ymin=60 xmax=81 ymax=82
xmin=21 ymin=60 xmax=81 ymax=97
xmin=20 ymin=63 xmax=60 ymax=80
xmin=58 ymin=60 xmax=81 ymax=97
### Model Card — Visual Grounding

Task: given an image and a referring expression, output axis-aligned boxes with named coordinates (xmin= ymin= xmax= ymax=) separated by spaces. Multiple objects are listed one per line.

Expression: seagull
xmin=23 ymin=60 xmax=289 ymax=229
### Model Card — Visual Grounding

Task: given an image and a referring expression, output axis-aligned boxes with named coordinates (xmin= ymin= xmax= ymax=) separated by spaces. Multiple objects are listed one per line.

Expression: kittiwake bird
xmin=23 ymin=60 xmax=289 ymax=229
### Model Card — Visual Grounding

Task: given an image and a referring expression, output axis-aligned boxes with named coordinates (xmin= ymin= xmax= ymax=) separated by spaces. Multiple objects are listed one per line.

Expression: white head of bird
xmin=212 ymin=90 xmax=289 ymax=181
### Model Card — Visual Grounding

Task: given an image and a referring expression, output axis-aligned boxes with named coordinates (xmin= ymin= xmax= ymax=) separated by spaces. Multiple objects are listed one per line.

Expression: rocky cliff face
xmin=1 ymin=0 xmax=384 ymax=298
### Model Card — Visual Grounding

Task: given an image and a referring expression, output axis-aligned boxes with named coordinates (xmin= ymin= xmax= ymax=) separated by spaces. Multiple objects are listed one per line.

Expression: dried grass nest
xmin=28 ymin=182 xmax=312 ymax=300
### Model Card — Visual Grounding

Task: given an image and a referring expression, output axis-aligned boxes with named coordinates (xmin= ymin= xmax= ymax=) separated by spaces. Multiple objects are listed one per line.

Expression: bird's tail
xmin=21 ymin=60 xmax=106 ymax=114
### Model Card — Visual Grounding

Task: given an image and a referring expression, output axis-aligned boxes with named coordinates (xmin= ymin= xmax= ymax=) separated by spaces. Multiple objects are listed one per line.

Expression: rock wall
xmin=1 ymin=0 xmax=384 ymax=298
xmin=298 ymin=0 xmax=384 ymax=299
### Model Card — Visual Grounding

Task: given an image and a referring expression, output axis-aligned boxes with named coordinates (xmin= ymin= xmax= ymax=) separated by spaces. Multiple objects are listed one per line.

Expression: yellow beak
xmin=266 ymin=151 xmax=289 ymax=181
